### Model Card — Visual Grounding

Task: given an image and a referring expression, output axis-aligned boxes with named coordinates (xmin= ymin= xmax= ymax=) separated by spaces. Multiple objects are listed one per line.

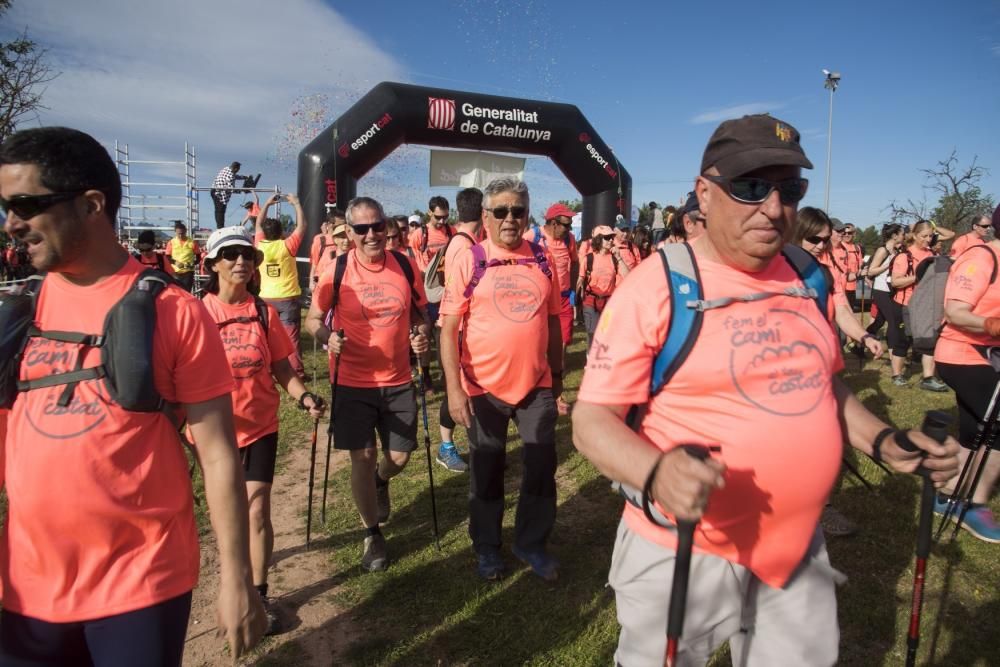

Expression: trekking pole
xmin=306 ymin=333 xmax=320 ymax=549
xmin=841 ymin=456 xmax=874 ymax=492
xmin=321 ymin=329 xmax=344 ymax=525
xmin=413 ymin=326 xmax=441 ymax=549
xmin=665 ymin=444 xmax=715 ymax=667
xmin=899 ymin=410 xmax=952 ymax=667
xmin=935 ymin=378 xmax=1000 ymax=540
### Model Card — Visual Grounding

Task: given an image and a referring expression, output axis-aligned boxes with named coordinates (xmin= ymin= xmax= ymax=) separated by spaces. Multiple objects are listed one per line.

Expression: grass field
xmin=249 ymin=328 xmax=1000 ymax=667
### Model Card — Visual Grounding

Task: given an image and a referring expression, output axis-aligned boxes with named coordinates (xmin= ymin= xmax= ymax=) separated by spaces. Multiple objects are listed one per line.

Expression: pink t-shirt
xmin=891 ymin=247 xmax=934 ymax=306
xmin=313 ymin=250 xmax=427 ymax=388
xmin=523 ymin=227 xmax=577 ymax=294
xmin=200 ymin=293 xmax=294 ymax=447
xmin=950 ymin=232 xmax=986 ymax=258
xmin=440 ymin=241 xmax=561 ymax=404
xmin=578 ymin=251 xmax=844 ymax=587
xmin=935 ymin=245 xmax=1000 ymax=366
xmin=2 ymin=259 xmax=234 ymax=622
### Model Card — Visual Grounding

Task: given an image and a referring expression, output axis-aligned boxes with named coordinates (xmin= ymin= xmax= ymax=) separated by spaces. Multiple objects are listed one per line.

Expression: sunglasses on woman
xmin=219 ymin=246 xmax=257 ymax=262
xmin=0 ymin=190 xmax=87 ymax=220
xmin=805 ymin=235 xmax=830 ymax=245
xmin=703 ymin=175 xmax=809 ymax=205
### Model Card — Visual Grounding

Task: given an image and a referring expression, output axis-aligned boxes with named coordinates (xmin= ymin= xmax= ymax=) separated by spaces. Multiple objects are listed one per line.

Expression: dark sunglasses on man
xmin=432 ymin=214 xmax=449 ymax=222
xmin=485 ymin=205 xmax=527 ymax=220
xmin=0 ymin=190 xmax=87 ymax=220
xmin=350 ymin=220 xmax=387 ymax=236
xmin=702 ymin=175 xmax=809 ymax=206
xmin=136 ymin=243 xmax=155 ymax=252
xmin=551 ymin=219 xmax=573 ymax=228
xmin=600 ymin=234 xmax=615 ymax=241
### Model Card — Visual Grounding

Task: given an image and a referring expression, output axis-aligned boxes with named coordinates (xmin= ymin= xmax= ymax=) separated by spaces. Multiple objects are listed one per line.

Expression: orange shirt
xmin=841 ymin=241 xmax=862 ymax=290
xmin=583 ymin=251 xmax=622 ymax=296
xmin=614 ymin=240 xmax=641 ymax=269
xmin=891 ymin=246 xmax=934 ymax=305
xmin=578 ymin=252 xmax=844 ymax=587
xmin=523 ymin=227 xmax=577 ymax=294
xmin=440 ymin=241 xmax=561 ymax=404
xmin=310 ymin=233 xmax=339 ymax=278
xmin=135 ymin=251 xmax=175 ymax=276
xmin=424 ymin=224 xmax=453 ymax=262
xmin=935 ymin=245 xmax=1000 ymax=366
xmin=313 ymin=250 xmax=427 ymax=388
xmin=201 ymin=293 xmax=294 ymax=447
xmin=1 ymin=258 xmax=234 ymax=622
xmin=819 ymin=253 xmax=849 ymax=309
xmin=950 ymin=232 xmax=986 ymax=257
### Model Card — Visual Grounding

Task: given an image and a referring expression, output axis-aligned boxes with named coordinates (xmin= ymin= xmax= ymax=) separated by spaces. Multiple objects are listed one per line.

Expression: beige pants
xmin=608 ymin=519 xmax=843 ymax=667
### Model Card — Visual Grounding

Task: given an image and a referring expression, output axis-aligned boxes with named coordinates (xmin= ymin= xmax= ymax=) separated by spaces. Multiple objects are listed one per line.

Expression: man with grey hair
xmin=439 ymin=178 xmax=563 ymax=581
xmin=305 ymin=196 xmax=431 ymax=572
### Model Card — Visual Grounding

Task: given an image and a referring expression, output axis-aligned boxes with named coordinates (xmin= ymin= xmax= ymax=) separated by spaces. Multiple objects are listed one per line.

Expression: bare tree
xmin=0 ymin=0 xmax=59 ymax=143
xmin=885 ymin=150 xmax=993 ymax=232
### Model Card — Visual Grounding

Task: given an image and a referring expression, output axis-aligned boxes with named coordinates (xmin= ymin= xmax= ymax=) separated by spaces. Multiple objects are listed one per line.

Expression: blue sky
xmin=4 ymin=0 xmax=999 ymax=231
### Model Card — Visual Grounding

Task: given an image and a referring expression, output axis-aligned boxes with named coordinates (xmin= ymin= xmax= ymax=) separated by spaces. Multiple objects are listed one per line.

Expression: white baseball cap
xmin=205 ymin=226 xmax=254 ymax=260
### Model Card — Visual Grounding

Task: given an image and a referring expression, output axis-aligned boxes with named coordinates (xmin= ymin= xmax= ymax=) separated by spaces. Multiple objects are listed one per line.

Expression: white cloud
xmin=992 ymin=44 xmax=1000 ymax=56
xmin=690 ymin=101 xmax=786 ymax=125
xmin=4 ymin=0 xmax=404 ymax=191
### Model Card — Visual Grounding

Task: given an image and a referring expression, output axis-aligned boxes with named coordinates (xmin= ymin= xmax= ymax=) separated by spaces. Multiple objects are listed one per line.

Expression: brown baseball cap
xmin=700 ymin=114 xmax=813 ymax=177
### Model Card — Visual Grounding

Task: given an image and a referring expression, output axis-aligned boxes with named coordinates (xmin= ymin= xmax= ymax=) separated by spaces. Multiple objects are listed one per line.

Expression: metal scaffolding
xmin=115 ymin=141 xmax=198 ymax=238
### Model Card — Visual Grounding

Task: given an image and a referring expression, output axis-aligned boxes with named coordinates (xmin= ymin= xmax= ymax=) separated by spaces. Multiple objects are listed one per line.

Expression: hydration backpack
xmin=424 ymin=232 xmax=475 ymax=304
xmin=0 ymin=269 xmax=174 ymax=412
xmin=462 ymin=241 xmax=553 ymax=299
xmin=904 ymin=246 xmax=998 ymax=354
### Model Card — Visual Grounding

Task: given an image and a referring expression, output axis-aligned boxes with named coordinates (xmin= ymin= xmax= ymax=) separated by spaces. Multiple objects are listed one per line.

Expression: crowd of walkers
xmin=0 ymin=118 xmax=994 ymax=666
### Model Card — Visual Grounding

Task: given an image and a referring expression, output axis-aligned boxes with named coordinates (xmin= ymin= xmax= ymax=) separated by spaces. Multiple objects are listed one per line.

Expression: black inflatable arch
xmin=297 ymin=82 xmax=631 ymax=248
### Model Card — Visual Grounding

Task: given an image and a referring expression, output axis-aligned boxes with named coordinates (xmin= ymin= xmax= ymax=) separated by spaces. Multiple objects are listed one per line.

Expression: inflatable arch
xmin=297 ymin=82 xmax=631 ymax=248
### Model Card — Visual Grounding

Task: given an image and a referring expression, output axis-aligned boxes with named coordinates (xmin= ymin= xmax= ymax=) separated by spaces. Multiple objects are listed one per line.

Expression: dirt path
xmin=183 ymin=427 xmax=359 ymax=666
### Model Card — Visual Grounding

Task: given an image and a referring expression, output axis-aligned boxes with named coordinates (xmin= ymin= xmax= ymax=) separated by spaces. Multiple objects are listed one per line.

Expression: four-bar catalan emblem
xmin=428 ymin=98 xmax=456 ymax=131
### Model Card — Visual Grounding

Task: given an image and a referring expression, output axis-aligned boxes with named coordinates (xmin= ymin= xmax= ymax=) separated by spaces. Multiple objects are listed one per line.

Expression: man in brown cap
xmin=572 ymin=114 xmax=959 ymax=665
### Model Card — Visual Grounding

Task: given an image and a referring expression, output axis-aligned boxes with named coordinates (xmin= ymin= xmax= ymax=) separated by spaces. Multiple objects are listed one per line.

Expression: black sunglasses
xmin=350 ymin=220 xmax=387 ymax=235
xmin=385 ymin=232 xmax=401 ymax=240
xmin=974 ymin=223 xmax=991 ymax=229
xmin=432 ymin=214 xmax=449 ymax=221
xmin=0 ymin=190 xmax=87 ymax=220
xmin=486 ymin=205 xmax=527 ymax=220
xmin=704 ymin=175 xmax=809 ymax=205
xmin=136 ymin=243 xmax=155 ymax=252
xmin=552 ymin=219 xmax=572 ymax=228
xmin=599 ymin=234 xmax=615 ymax=241
xmin=805 ymin=235 xmax=831 ymax=245
xmin=219 ymin=246 xmax=257 ymax=262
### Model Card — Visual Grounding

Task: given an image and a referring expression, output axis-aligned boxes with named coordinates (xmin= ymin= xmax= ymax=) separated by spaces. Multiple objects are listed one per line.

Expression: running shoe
xmin=477 ymin=548 xmax=506 ymax=581
xmin=919 ymin=376 xmax=949 ymax=393
xmin=820 ymin=505 xmax=858 ymax=537
xmin=955 ymin=505 xmax=1000 ymax=543
xmin=892 ymin=374 xmax=909 ymax=387
xmin=362 ymin=534 xmax=388 ymax=572
xmin=436 ymin=444 xmax=468 ymax=472
xmin=512 ymin=545 xmax=559 ymax=582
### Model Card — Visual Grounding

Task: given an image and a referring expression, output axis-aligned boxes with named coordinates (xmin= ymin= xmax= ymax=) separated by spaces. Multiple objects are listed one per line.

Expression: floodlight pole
xmin=823 ymin=70 xmax=840 ymax=213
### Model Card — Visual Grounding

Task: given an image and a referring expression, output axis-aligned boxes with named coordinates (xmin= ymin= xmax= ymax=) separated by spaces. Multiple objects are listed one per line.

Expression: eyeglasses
xmin=552 ymin=219 xmax=572 ymax=228
xmin=385 ymin=233 xmax=401 ymax=241
xmin=219 ymin=246 xmax=257 ymax=262
xmin=486 ymin=205 xmax=527 ymax=220
xmin=703 ymin=175 xmax=809 ymax=205
xmin=599 ymin=234 xmax=615 ymax=241
xmin=432 ymin=214 xmax=449 ymax=221
xmin=350 ymin=220 xmax=387 ymax=235
xmin=137 ymin=243 xmax=154 ymax=252
xmin=842 ymin=230 xmax=854 ymax=235
xmin=805 ymin=235 xmax=831 ymax=245
xmin=974 ymin=223 xmax=991 ymax=229
xmin=0 ymin=190 xmax=87 ymax=220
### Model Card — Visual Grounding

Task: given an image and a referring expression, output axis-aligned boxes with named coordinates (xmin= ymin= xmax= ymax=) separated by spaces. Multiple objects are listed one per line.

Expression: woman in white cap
xmin=199 ymin=226 xmax=326 ymax=634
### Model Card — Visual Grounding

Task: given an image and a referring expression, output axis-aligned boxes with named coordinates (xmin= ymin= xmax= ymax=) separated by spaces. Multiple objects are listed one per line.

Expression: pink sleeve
xmin=267 ymin=304 xmax=295 ymax=363
xmin=284 ymin=229 xmax=303 ymax=254
xmin=439 ymin=248 xmax=472 ymax=316
xmin=945 ymin=250 xmax=991 ymax=306
xmin=578 ymin=260 xmax=670 ymax=405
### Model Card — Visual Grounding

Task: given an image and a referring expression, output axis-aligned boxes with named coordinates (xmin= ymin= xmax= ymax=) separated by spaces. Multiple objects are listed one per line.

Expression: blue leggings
xmin=0 ymin=591 xmax=192 ymax=667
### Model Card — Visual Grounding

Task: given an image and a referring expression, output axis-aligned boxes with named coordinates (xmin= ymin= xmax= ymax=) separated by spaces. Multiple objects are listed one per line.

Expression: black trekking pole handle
xmin=664 ymin=444 xmax=715 ymax=667
xmin=898 ymin=410 xmax=952 ymax=667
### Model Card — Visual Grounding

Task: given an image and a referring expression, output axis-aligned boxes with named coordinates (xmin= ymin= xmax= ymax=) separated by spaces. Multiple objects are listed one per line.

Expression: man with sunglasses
xmin=572 ymin=114 xmax=959 ymax=666
xmin=530 ymin=203 xmax=579 ymax=415
xmin=305 ymin=196 xmax=431 ymax=572
xmin=133 ymin=229 xmax=174 ymax=275
xmin=836 ymin=221 xmax=863 ymax=312
xmin=0 ymin=127 xmax=267 ymax=664
xmin=950 ymin=214 xmax=992 ymax=257
xmin=440 ymin=178 xmax=563 ymax=582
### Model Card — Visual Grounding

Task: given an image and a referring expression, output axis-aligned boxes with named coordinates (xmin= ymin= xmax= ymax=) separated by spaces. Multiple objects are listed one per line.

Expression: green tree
xmin=0 ymin=0 xmax=59 ymax=143
xmin=856 ymin=225 xmax=880 ymax=254
xmin=886 ymin=151 xmax=994 ymax=234
xmin=557 ymin=199 xmax=583 ymax=213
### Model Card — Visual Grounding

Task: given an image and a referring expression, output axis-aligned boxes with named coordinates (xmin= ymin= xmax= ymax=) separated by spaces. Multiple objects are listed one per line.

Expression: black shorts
xmin=0 ymin=591 xmax=192 ymax=666
xmin=240 ymin=432 xmax=279 ymax=483
xmin=332 ymin=383 xmax=417 ymax=453
xmin=937 ymin=362 xmax=1000 ymax=450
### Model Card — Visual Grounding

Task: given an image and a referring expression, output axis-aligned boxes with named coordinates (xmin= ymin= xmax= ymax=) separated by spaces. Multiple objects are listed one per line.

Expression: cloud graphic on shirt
xmin=743 ymin=340 xmax=824 ymax=373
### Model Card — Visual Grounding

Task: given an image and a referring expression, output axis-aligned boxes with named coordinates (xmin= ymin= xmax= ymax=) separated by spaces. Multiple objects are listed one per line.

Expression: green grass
xmin=240 ymin=325 xmax=999 ymax=667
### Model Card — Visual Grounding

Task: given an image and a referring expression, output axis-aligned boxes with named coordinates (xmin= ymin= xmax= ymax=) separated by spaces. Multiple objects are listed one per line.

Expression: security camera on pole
xmin=822 ymin=69 xmax=841 ymax=212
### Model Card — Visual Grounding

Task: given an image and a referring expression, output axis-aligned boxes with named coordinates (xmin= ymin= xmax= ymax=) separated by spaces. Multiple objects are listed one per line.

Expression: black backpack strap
xmin=330 ymin=251 xmax=350 ymax=312
xmin=254 ymin=297 xmax=269 ymax=333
